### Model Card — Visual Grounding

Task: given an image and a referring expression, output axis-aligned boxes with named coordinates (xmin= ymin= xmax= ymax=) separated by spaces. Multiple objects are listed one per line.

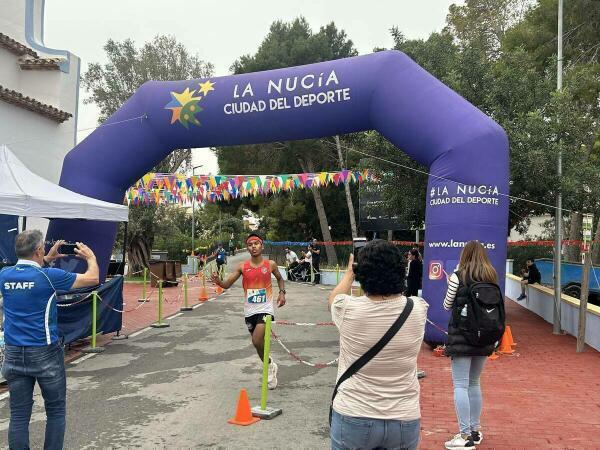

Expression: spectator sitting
xmin=284 ymin=247 xmax=299 ymax=279
xmin=517 ymin=258 xmax=541 ymax=301
xmin=328 ymin=239 xmax=428 ymax=450
xmin=0 ymin=230 xmax=100 ymax=450
xmin=300 ymin=248 xmax=312 ymax=271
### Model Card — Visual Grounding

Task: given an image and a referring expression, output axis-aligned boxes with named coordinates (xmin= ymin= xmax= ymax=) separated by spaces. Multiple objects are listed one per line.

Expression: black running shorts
xmin=245 ymin=313 xmax=275 ymax=334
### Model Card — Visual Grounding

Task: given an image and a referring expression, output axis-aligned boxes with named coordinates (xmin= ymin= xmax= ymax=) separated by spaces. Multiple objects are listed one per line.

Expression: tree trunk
xmin=300 ymin=156 xmax=338 ymax=266
xmin=565 ymin=211 xmax=582 ymax=263
xmin=128 ymin=235 xmax=151 ymax=274
xmin=592 ymin=216 xmax=600 ymax=266
xmin=311 ymin=187 xmax=338 ymax=265
xmin=334 ymin=135 xmax=358 ymax=238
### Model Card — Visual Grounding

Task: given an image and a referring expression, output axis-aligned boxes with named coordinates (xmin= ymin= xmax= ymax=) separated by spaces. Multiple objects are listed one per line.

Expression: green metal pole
xmin=143 ymin=267 xmax=147 ymax=298
xmin=91 ymin=291 xmax=98 ymax=348
xmin=151 ymin=280 xmax=169 ymax=328
xmin=138 ymin=267 xmax=148 ymax=303
xmin=310 ymin=263 xmax=314 ymax=283
xmin=181 ymin=274 xmax=192 ymax=311
xmin=158 ymin=280 xmax=163 ymax=323
xmin=83 ymin=291 xmax=105 ymax=353
xmin=184 ymin=274 xmax=188 ymax=308
xmin=261 ymin=316 xmax=273 ymax=410
xmin=336 ymin=264 xmax=340 ymax=283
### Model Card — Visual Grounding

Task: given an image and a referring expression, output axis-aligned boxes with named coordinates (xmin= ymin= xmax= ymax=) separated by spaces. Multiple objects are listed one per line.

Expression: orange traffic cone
xmin=228 ymin=389 xmax=260 ymax=426
xmin=488 ymin=351 xmax=499 ymax=360
xmin=497 ymin=328 xmax=515 ymax=354
xmin=198 ymin=285 xmax=209 ymax=302
xmin=505 ymin=325 xmax=517 ymax=347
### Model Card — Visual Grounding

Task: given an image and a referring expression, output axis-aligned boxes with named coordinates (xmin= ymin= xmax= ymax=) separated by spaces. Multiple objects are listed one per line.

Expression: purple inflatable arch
xmin=47 ymin=50 xmax=508 ymax=342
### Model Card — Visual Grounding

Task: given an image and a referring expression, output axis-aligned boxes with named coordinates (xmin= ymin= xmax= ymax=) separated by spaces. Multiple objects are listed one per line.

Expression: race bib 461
xmin=246 ymin=288 xmax=267 ymax=304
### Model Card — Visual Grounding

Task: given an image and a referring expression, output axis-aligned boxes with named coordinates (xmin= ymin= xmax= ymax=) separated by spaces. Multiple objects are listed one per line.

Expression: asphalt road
xmin=0 ymin=252 xmax=340 ymax=449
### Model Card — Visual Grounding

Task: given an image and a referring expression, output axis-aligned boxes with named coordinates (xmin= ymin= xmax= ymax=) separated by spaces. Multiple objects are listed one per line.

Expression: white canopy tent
xmin=0 ymin=145 xmax=128 ymax=222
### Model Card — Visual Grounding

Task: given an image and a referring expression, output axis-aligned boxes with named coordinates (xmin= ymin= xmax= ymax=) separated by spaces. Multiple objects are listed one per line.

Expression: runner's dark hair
xmin=354 ymin=239 xmax=406 ymax=296
xmin=246 ymin=232 xmax=263 ymax=242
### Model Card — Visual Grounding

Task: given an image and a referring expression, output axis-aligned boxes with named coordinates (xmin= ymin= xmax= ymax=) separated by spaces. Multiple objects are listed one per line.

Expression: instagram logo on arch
xmin=428 ymin=261 xmax=444 ymax=280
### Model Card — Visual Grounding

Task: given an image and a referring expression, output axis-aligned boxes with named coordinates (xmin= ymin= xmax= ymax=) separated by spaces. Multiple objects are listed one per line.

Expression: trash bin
xmin=150 ymin=250 xmax=168 ymax=262
xmin=149 ymin=261 xmax=166 ymax=288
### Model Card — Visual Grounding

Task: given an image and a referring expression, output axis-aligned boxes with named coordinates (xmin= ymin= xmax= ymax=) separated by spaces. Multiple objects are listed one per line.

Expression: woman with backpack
xmin=443 ymin=241 xmax=504 ymax=450
xmin=328 ymin=240 xmax=429 ymax=450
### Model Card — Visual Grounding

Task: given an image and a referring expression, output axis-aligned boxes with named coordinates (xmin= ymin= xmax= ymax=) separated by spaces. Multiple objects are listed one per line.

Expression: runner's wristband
xmin=279 ymin=289 xmax=286 ymax=294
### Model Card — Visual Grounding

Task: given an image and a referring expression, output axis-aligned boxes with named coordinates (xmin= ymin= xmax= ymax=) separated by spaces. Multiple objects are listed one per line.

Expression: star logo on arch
xmin=164 ymin=80 xmax=215 ymax=129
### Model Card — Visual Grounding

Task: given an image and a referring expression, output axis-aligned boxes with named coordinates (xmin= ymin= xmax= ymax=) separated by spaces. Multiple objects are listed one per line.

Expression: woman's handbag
xmin=329 ymin=296 xmax=414 ymax=425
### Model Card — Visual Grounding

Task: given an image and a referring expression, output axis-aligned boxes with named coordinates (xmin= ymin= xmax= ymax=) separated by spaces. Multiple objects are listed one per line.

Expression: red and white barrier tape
xmin=275 ymin=320 xmax=335 ymax=327
xmin=163 ymin=286 xmax=184 ymax=304
xmin=95 ymin=293 xmax=127 ymax=314
xmin=56 ymin=292 xmax=94 ymax=308
xmin=270 ymin=330 xmax=338 ymax=368
xmin=96 ymin=289 xmax=155 ymax=314
xmin=426 ymin=318 xmax=449 ymax=335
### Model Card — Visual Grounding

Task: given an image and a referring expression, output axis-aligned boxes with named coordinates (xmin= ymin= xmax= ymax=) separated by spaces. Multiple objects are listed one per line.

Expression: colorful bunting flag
xmin=126 ymin=169 xmax=377 ymax=206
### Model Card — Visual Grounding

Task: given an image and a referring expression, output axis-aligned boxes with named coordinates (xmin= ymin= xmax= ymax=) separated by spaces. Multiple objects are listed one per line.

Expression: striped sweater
xmin=443 ymin=272 xmax=460 ymax=311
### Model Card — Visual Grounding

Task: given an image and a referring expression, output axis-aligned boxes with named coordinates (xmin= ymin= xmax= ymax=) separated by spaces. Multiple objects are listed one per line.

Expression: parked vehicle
xmin=534 ymin=258 xmax=600 ymax=306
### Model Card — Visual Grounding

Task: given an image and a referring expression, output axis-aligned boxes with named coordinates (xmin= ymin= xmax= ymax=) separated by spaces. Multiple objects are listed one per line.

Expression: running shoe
xmin=268 ymin=359 xmax=278 ymax=390
xmin=445 ymin=434 xmax=476 ymax=449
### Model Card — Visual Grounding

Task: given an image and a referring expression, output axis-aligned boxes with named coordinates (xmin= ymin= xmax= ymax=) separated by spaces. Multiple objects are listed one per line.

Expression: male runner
xmin=212 ymin=233 xmax=286 ymax=389
xmin=215 ymin=243 xmax=227 ymax=279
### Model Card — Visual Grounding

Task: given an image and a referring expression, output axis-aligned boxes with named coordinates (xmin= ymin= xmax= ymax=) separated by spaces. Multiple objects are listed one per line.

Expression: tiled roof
xmin=18 ymin=56 xmax=63 ymax=70
xmin=0 ymin=32 xmax=38 ymax=58
xmin=0 ymin=85 xmax=72 ymax=123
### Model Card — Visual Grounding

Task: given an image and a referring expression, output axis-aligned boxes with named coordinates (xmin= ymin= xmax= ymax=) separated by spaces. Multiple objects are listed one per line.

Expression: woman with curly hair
xmin=327 ymin=239 xmax=429 ymax=450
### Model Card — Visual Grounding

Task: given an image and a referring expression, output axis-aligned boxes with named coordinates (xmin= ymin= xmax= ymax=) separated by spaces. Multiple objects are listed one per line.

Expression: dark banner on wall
xmin=0 ymin=214 xmax=18 ymax=265
xmin=359 ymin=183 xmax=406 ymax=231
xmin=57 ymin=276 xmax=124 ymax=344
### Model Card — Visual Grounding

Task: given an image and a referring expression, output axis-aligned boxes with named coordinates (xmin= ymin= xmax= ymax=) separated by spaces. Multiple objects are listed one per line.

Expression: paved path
xmin=0 ymin=254 xmax=340 ymax=448
xmin=2 ymin=252 xmax=600 ymax=448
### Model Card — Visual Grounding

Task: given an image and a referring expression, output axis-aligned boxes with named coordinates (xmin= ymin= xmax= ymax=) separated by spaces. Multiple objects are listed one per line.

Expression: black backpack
xmin=457 ymin=279 xmax=505 ymax=346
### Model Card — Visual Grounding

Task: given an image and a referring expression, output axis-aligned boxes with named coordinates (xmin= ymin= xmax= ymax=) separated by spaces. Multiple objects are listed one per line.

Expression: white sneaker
xmin=267 ymin=360 xmax=278 ymax=390
xmin=445 ymin=434 xmax=476 ymax=449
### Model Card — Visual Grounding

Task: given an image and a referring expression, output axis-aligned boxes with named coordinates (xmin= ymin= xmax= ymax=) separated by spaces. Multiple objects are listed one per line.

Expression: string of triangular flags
xmin=126 ymin=169 xmax=376 ymax=206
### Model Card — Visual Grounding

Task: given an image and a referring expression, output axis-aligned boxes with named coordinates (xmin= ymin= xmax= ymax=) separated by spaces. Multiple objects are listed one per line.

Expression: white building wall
xmin=0 ymin=0 xmax=80 ymax=233
xmin=509 ymin=214 xmax=552 ymax=241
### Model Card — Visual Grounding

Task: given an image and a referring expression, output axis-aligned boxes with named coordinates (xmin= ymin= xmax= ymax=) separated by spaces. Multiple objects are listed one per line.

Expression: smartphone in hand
xmin=60 ymin=242 xmax=78 ymax=256
xmin=352 ymin=237 xmax=367 ymax=271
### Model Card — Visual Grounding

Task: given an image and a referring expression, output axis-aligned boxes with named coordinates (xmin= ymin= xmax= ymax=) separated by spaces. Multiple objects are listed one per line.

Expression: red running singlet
xmin=242 ymin=260 xmax=273 ymax=317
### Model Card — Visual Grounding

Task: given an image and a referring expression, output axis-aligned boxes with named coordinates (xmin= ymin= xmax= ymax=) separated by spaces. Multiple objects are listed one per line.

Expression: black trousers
xmin=312 ymin=259 xmax=320 ymax=284
xmin=406 ymin=279 xmax=420 ymax=297
xmin=287 ymin=261 xmax=299 ymax=279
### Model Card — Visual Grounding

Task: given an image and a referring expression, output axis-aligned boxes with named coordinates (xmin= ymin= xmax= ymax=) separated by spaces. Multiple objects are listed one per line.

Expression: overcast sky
xmin=44 ymin=0 xmax=462 ymax=174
